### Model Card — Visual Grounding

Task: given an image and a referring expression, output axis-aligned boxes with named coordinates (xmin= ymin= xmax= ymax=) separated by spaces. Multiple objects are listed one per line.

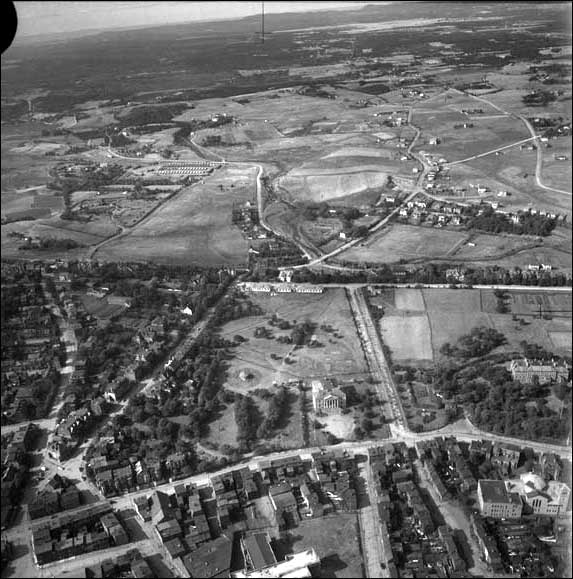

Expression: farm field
xmin=380 ymin=315 xmax=433 ymax=363
xmin=463 ymin=154 xmax=572 ymax=216
xmin=218 ymin=289 xmax=370 ymax=389
xmin=338 ymin=224 xmax=468 ymax=263
xmin=412 ymin=112 xmax=530 ymax=163
xmin=540 ymin=136 xmax=572 ymax=192
xmin=95 ymin=165 xmax=255 ymax=265
xmin=377 ymin=288 xmax=572 ymax=364
xmin=1 ymin=219 xmax=104 ymax=259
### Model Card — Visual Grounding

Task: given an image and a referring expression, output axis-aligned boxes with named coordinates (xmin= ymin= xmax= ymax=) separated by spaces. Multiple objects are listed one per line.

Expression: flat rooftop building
xmin=478 ymin=480 xmax=523 ymax=519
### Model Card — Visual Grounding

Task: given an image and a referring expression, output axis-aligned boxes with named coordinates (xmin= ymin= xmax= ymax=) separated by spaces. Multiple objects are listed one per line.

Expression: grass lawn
xmin=218 ymin=289 xmax=370 ymax=390
xmin=281 ymin=514 xmax=365 ymax=578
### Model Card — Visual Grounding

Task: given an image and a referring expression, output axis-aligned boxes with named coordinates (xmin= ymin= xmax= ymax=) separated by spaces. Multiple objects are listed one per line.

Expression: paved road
xmin=445 ymin=136 xmax=538 ymax=167
xmin=450 ymin=88 xmax=571 ymax=197
xmin=358 ymin=459 xmax=386 ymax=578
xmin=347 ymin=286 xmax=405 ymax=431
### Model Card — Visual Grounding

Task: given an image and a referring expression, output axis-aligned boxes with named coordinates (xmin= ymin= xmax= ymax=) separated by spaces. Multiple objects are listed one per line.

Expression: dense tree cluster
xmin=234 ymin=395 xmax=261 ymax=452
xmin=522 ymin=90 xmax=558 ymax=106
xmin=289 ymin=263 xmax=572 ymax=287
xmin=466 ymin=206 xmax=557 ymax=237
xmin=115 ymin=104 xmax=188 ymax=127
xmin=435 ymin=335 xmax=572 ymax=442
xmin=291 ymin=320 xmax=317 ymax=346
xmin=439 ymin=326 xmax=506 ymax=359
xmin=256 ymin=387 xmax=290 ymax=439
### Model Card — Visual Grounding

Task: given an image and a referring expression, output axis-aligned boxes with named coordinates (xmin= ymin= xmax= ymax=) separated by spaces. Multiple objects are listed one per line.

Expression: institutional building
xmin=509 ymin=358 xmax=570 ymax=385
xmin=311 ymin=380 xmax=346 ymax=414
xmin=505 ymin=473 xmax=571 ymax=516
xmin=477 ymin=480 xmax=523 ymax=519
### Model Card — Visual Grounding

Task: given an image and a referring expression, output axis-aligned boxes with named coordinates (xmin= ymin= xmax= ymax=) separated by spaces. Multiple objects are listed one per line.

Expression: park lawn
xmin=218 ymin=289 xmax=370 ymax=391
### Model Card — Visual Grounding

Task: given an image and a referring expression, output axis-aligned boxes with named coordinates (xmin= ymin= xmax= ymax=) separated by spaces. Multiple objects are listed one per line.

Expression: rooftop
xmin=244 ymin=533 xmax=277 ymax=570
xmin=183 ymin=535 xmax=233 ymax=579
xmin=479 ymin=480 xmax=521 ymax=505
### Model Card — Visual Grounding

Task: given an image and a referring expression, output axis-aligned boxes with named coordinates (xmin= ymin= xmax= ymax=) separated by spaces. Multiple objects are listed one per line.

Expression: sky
xmin=15 ymin=1 xmax=389 ymax=39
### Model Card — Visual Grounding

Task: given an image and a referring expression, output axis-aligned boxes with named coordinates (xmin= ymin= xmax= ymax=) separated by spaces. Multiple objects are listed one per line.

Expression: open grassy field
xmin=95 ymin=164 xmax=254 ymax=265
xmin=451 ymin=233 xmax=544 ymax=260
xmin=380 ymin=315 xmax=433 ymax=363
xmin=79 ymin=294 xmax=129 ymax=319
xmin=464 ymin=240 xmax=572 ymax=275
xmin=218 ymin=289 xmax=370 ymax=389
xmin=540 ymin=136 xmax=572 ymax=192
xmin=285 ymin=514 xmax=364 ymax=579
xmin=412 ymin=111 xmax=530 ymax=163
xmin=339 ymin=224 xmax=468 ymax=263
xmin=376 ymin=288 xmax=572 ymax=364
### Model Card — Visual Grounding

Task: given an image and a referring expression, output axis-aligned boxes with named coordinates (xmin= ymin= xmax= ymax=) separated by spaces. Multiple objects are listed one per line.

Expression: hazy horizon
xmin=14 ymin=1 xmax=392 ymax=42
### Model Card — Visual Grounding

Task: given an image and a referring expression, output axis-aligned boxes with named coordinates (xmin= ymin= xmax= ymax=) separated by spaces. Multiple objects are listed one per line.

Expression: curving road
xmin=450 ymin=88 xmax=571 ymax=196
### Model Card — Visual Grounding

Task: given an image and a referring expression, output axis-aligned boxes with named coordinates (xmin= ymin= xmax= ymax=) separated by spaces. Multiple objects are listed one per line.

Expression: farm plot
xmin=339 ymin=224 xmax=468 ymax=263
xmin=1 ymin=190 xmax=39 ymax=217
xmin=218 ymin=289 xmax=370 ymax=392
xmin=421 ymin=289 xmax=491 ymax=359
xmin=463 ymin=153 xmax=571 ymax=214
xmin=413 ymin=114 xmax=530 ymax=163
xmin=481 ymin=290 xmax=572 ymax=318
xmin=380 ymin=315 xmax=433 ymax=363
xmin=394 ymin=288 xmax=425 ymax=312
xmin=95 ymin=165 xmax=254 ymax=265
xmin=540 ymin=137 xmax=572 ymax=192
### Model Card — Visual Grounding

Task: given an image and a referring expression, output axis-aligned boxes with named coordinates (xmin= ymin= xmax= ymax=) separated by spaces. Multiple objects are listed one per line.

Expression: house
xmin=150 ymin=490 xmax=175 ymax=526
xmin=477 ymin=480 xmax=523 ymax=519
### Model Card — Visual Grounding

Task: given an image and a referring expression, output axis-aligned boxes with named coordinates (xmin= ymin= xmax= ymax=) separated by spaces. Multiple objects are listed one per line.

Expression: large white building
xmin=509 ymin=358 xmax=570 ymax=385
xmin=311 ymin=380 xmax=346 ymax=414
xmin=505 ymin=473 xmax=570 ymax=517
xmin=477 ymin=480 xmax=523 ymax=519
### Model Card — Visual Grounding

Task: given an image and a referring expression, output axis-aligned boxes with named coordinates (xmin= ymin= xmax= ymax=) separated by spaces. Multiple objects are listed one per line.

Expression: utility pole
xmin=261 ymin=1 xmax=265 ymax=44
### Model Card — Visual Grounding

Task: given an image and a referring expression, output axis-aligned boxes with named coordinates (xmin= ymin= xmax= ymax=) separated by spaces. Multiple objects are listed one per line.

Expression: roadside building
xmin=477 ymin=480 xmax=523 ymax=519
xmin=505 ymin=473 xmax=570 ymax=516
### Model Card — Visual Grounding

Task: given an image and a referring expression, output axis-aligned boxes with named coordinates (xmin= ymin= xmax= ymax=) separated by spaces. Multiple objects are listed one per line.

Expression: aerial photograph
xmin=1 ymin=1 xmax=571 ymax=577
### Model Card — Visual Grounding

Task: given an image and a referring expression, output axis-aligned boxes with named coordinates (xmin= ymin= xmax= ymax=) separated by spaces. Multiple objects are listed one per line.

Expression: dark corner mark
xmin=2 ymin=0 xmax=18 ymax=54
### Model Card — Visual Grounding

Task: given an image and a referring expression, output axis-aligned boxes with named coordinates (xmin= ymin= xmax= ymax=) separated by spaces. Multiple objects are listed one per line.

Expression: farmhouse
xmin=509 ymin=358 xmax=570 ymax=385
xmin=311 ymin=380 xmax=346 ymax=414
xmin=477 ymin=480 xmax=523 ymax=519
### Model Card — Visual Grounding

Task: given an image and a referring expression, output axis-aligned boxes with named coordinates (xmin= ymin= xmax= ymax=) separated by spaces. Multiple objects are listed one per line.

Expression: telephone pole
xmin=261 ymin=1 xmax=265 ymax=44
